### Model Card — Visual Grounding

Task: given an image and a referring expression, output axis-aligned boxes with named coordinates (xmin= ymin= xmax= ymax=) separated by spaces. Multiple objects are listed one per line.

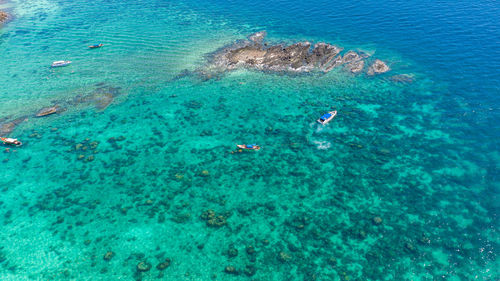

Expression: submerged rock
xmin=278 ymin=251 xmax=292 ymax=262
xmin=71 ymin=86 xmax=121 ymax=110
xmin=372 ymin=216 xmax=383 ymax=225
xmin=248 ymin=31 xmax=267 ymax=44
xmin=224 ymin=266 xmax=238 ymax=275
xmin=243 ymin=265 xmax=256 ymax=276
xmin=103 ymin=251 xmax=115 ymax=261
xmin=227 ymin=245 xmax=238 ymax=258
xmin=0 ymin=116 xmax=28 ymax=135
xmin=156 ymin=258 xmax=171 ymax=270
xmin=368 ymin=59 xmax=390 ymax=75
xmin=136 ymin=261 xmax=152 ymax=272
xmin=389 ymin=74 xmax=414 ymax=83
xmin=200 ymin=209 xmax=227 ymax=227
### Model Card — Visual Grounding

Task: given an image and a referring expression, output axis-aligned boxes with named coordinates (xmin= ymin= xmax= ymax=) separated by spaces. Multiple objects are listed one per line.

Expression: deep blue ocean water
xmin=0 ymin=0 xmax=499 ymax=280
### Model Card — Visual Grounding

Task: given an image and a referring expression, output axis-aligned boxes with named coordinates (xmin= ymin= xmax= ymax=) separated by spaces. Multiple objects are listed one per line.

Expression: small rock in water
xmin=368 ymin=59 xmax=390 ymax=75
xmin=227 ymin=246 xmax=238 ymax=258
xmin=327 ymin=257 xmax=337 ymax=266
xmin=246 ymin=245 xmax=256 ymax=255
xmin=224 ymin=266 xmax=238 ymax=275
xmin=405 ymin=242 xmax=416 ymax=252
xmin=156 ymin=258 xmax=171 ymax=270
xmin=103 ymin=251 xmax=115 ymax=261
xmin=244 ymin=265 xmax=256 ymax=276
xmin=372 ymin=216 xmax=383 ymax=225
xmin=136 ymin=261 xmax=152 ymax=272
xmin=278 ymin=251 xmax=292 ymax=262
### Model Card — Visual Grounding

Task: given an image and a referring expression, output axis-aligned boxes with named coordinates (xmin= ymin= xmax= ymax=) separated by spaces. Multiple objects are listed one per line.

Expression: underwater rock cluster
xmin=0 ymin=84 xmax=121 ymax=138
xmin=198 ymin=31 xmax=389 ymax=78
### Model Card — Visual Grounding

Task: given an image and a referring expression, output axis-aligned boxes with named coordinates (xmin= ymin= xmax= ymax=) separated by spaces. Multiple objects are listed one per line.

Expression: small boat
xmin=237 ymin=144 xmax=260 ymax=150
xmin=89 ymin=43 xmax=103 ymax=49
xmin=1 ymin=137 xmax=22 ymax=146
xmin=51 ymin=60 xmax=72 ymax=67
xmin=317 ymin=110 xmax=337 ymax=125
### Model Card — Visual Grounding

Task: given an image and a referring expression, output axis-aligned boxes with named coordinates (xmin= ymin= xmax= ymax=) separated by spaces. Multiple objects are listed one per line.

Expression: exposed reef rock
xmin=35 ymin=105 xmax=62 ymax=117
xmin=197 ymin=31 xmax=389 ymax=79
xmin=0 ymin=11 xmax=9 ymax=25
xmin=368 ymin=59 xmax=390 ymax=75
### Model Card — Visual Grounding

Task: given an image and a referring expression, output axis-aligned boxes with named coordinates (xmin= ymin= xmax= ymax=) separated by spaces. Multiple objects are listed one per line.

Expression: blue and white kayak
xmin=317 ymin=110 xmax=337 ymax=125
xmin=51 ymin=60 xmax=72 ymax=67
xmin=237 ymin=144 xmax=261 ymax=150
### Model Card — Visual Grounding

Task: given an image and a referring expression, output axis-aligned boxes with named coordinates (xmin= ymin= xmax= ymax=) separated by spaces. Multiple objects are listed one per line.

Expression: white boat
xmin=51 ymin=60 xmax=72 ymax=67
xmin=236 ymin=144 xmax=260 ymax=150
xmin=317 ymin=110 xmax=337 ymax=125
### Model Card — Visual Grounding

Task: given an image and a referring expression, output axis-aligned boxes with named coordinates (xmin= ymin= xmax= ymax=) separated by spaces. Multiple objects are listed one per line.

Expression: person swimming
xmin=1 ymin=137 xmax=22 ymax=146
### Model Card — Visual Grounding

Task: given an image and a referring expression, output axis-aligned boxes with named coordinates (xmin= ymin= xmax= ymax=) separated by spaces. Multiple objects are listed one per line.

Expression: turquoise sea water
xmin=1 ymin=0 xmax=499 ymax=280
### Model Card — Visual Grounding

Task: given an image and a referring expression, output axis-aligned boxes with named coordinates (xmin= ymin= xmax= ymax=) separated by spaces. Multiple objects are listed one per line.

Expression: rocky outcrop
xmin=368 ymin=59 xmax=390 ymax=75
xmin=35 ymin=105 xmax=61 ymax=117
xmin=198 ymin=31 xmax=389 ymax=79
xmin=0 ymin=11 xmax=8 ymax=24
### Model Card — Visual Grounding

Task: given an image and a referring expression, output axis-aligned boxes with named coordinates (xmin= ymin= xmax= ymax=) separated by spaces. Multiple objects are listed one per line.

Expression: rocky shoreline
xmin=196 ymin=31 xmax=390 ymax=79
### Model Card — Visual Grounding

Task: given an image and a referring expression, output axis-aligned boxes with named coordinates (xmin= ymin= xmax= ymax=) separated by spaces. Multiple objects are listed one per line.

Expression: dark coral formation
xmin=200 ymin=209 xmax=227 ymax=227
xmin=156 ymin=258 xmax=171 ymax=270
xmin=136 ymin=261 xmax=152 ymax=272
xmin=198 ymin=31 xmax=389 ymax=78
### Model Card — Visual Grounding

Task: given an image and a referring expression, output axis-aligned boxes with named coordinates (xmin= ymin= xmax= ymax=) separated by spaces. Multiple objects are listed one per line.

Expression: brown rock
xmin=35 ymin=106 xmax=59 ymax=117
xmin=0 ymin=11 xmax=9 ymax=24
xmin=368 ymin=59 xmax=390 ymax=75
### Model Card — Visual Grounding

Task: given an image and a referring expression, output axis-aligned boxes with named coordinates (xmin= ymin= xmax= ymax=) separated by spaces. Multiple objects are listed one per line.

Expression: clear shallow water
xmin=0 ymin=0 xmax=499 ymax=280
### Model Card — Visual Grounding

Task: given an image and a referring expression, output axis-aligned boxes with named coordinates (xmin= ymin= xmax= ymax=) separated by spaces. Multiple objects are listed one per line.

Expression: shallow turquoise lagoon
xmin=0 ymin=0 xmax=498 ymax=280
